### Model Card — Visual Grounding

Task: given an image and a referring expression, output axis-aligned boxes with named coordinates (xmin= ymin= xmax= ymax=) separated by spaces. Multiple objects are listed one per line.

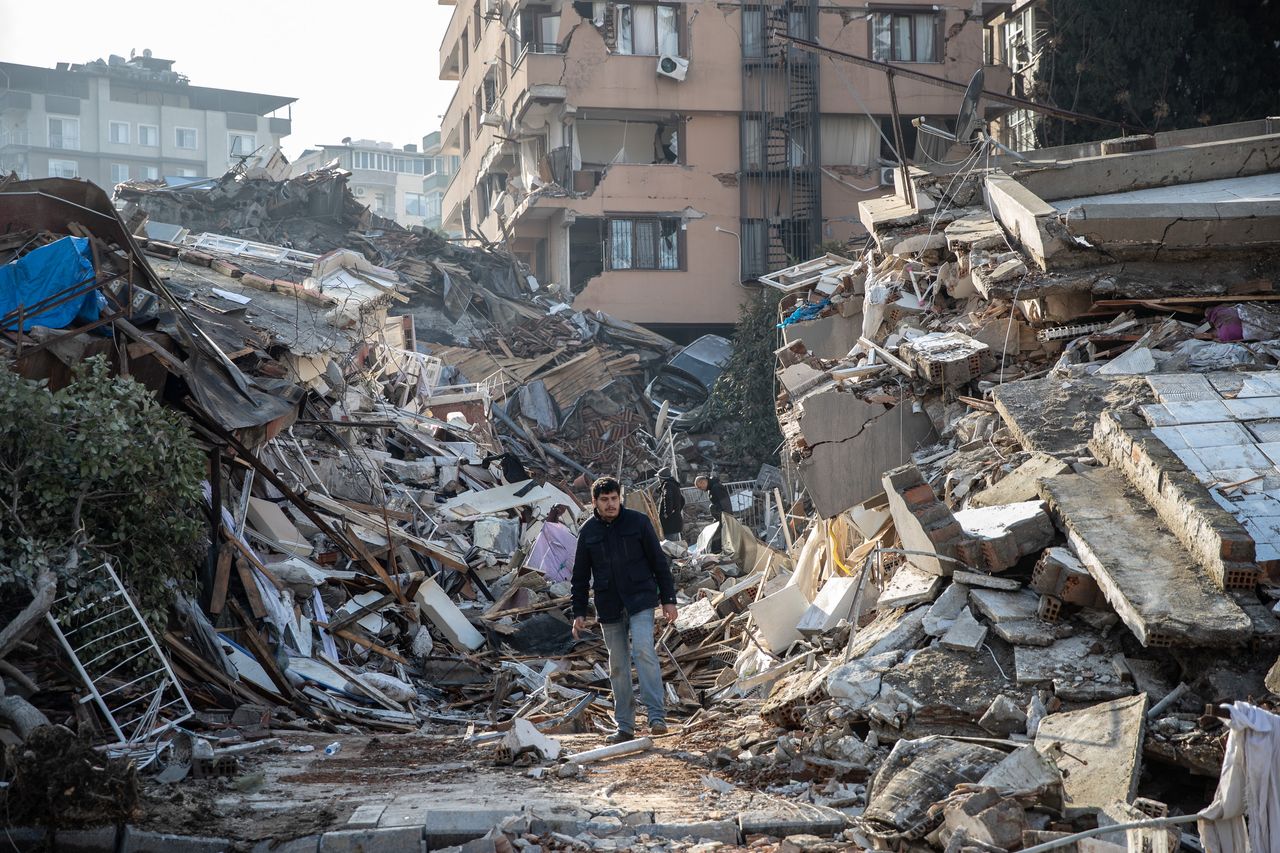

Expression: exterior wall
xmin=436 ymin=0 xmax=998 ymax=328
xmin=294 ymin=142 xmax=435 ymax=228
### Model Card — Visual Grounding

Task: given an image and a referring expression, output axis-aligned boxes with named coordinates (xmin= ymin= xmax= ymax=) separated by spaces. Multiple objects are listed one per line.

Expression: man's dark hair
xmin=591 ymin=476 xmax=622 ymax=499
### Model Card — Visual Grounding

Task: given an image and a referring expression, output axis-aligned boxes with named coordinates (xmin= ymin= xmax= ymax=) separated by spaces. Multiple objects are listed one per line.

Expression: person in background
xmin=571 ymin=477 xmax=678 ymax=742
xmin=695 ymin=473 xmax=731 ymax=552
xmin=655 ymin=467 xmax=685 ymax=543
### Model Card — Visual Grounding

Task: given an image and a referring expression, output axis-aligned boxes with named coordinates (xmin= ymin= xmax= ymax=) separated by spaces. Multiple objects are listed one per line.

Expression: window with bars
xmin=741 ymin=219 xmax=768 ymax=279
xmin=742 ymin=7 xmax=766 ymax=58
xmin=607 ymin=217 xmax=680 ymax=270
xmin=870 ymin=10 xmax=940 ymax=63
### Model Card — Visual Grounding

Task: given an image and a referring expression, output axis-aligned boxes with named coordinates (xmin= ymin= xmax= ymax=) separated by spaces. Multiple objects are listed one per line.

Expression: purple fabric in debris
xmin=526 ymin=521 xmax=577 ymax=582
xmin=1207 ymin=306 xmax=1244 ymax=342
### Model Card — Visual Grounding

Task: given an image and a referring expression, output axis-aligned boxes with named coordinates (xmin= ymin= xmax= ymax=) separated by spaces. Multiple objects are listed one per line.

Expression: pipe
xmin=563 ymin=737 xmax=653 ymax=765
xmin=714 ymin=226 xmax=742 ymax=286
xmin=1020 ymin=813 xmax=1203 ymax=853
xmin=1146 ymin=682 xmax=1190 ymax=719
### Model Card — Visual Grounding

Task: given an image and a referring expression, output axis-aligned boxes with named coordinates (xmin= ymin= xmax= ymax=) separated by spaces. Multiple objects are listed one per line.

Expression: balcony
xmin=0 ymin=129 xmax=31 ymax=149
xmin=507 ymin=48 xmax=568 ymax=130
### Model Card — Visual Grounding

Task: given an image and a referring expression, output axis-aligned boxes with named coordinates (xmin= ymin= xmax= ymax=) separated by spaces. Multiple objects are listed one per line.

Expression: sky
xmin=0 ymin=0 xmax=460 ymax=159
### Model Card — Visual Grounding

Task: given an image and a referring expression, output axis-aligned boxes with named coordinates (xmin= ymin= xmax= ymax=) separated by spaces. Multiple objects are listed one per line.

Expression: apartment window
xmin=138 ymin=124 xmax=159 ymax=147
xmin=110 ymin=163 xmax=129 ymax=184
xmin=461 ymin=29 xmax=470 ymax=73
xmin=870 ymin=10 xmax=940 ymax=63
xmin=109 ymin=121 xmax=130 ymax=144
xmin=229 ymin=132 xmax=257 ymax=157
xmin=608 ymin=217 xmax=680 ymax=270
xmin=473 ymin=2 xmax=483 ymax=44
xmin=48 ymin=159 xmax=78 ymax=178
xmin=374 ymin=192 xmax=388 ymax=214
xmin=175 ymin=127 xmax=199 ymax=149
xmin=482 ymin=74 xmax=499 ymax=113
xmin=741 ymin=117 xmax=765 ymax=169
xmin=48 ymin=116 xmax=80 ymax=150
xmin=742 ymin=7 xmax=766 ymax=58
xmin=616 ymin=3 xmax=679 ymax=55
xmin=425 ymin=193 xmax=443 ymax=222
xmin=177 ymin=168 xmax=199 ymax=178
xmin=142 ymin=165 xmax=159 ymax=180
xmin=519 ymin=10 xmax=561 ymax=53
xmin=405 ymin=192 xmax=428 ymax=217
xmin=475 ymin=90 xmax=485 ymax=128
xmin=462 ymin=113 xmax=472 ymax=155
xmin=741 ymin=219 xmax=768 ymax=279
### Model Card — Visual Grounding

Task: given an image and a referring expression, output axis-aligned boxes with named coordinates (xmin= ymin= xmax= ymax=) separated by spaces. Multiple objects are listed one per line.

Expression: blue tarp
xmin=778 ymin=297 xmax=831 ymax=329
xmin=0 ymin=236 xmax=99 ymax=332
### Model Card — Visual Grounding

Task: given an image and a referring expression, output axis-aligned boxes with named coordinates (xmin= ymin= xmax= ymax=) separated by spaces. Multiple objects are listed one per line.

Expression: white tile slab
xmin=1196 ymin=444 xmax=1273 ymax=470
xmin=1147 ymin=373 xmax=1220 ymax=402
xmin=1233 ymin=374 xmax=1280 ymax=398
xmin=1176 ymin=421 xmax=1254 ymax=449
xmin=1224 ymin=397 xmax=1280 ymax=421
xmin=1154 ymin=399 xmax=1233 ymax=425
xmin=1151 ymin=426 xmax=1188 ymax=449
xmin=1249 ymin=420 xmax=1280 ymax=442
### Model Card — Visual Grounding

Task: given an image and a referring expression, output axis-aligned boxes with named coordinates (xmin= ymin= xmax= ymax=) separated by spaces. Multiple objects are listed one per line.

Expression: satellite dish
xmin=954 ymin=68 xmax=985 ymax=144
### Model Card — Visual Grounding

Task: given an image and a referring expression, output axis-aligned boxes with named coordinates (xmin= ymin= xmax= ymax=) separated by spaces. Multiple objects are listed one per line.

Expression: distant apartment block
xmin=293 ymin=136 xmax=457 ymax=229
xmin=0 ymin=50 xmax=295 ymax=191
xmin=435 ymin=0 xmax=1011 ymax=334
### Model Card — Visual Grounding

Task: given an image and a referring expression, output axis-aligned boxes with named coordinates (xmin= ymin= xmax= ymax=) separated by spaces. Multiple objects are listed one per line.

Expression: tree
xmin=1036 ymin=0 xmax=1280 ymax=146
xmin=699 ymin=290 xmax=784 ymax=475
xmin=0 ymin=358 xmax=207 ymax=631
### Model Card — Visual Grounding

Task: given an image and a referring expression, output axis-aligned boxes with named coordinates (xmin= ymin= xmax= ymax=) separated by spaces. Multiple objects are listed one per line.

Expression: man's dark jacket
xmin=572 ymin=507 xmax=677 ymax=623
xmin=707 ymin=478 xmax=732 ymax=516
xmin=656 ymin=477 xmax=685 ymax=536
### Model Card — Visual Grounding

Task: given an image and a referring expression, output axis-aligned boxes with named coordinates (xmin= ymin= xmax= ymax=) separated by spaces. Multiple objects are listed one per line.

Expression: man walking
xmin=572 ymin=477 xmax=678 ymax=742
xmin=654 ymin=467 xmax=685 ymax=543
xmin=695 ymin=473 xmax=732 ymax=552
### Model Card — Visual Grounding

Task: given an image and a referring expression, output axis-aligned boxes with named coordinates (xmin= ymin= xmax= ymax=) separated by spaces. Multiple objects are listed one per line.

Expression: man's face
xmin=594 ymin=490 xmax=622 ymax=520
xmin=695 ymin=478 xmax=708 ymax=492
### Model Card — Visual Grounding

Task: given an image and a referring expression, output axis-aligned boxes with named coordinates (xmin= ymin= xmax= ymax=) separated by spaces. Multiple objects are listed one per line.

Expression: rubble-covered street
xmin=3 ymin=112 xmax=1280 ymax=853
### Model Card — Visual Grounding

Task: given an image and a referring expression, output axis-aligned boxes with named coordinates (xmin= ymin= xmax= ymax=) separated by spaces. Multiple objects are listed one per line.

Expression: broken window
xmin=616 ymin=3 xmax=679 ymax=55
xmin=518 ymin=9 xmax=562 ymax=53
xmin=607 ymin=217 xmax=680 ymax=270
xmin=573 ymin=118 xmax=681 ymax=168
xmin=870 ymin=10 xmax=940 ymax=63
xmin=483 ymin=74 xmax=499 ymax=113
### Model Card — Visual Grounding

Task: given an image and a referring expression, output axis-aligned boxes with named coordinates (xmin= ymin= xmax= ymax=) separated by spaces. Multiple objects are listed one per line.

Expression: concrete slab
xmin=878 ymin=563 xmax=944 ymax=609
xmin=952 ymin=570 xmax=1022 ymax=591
xmin=846 ymin=606 xmax=927 ymax=660
xmin=797 ymin=576 xmax=860 ymax=636
xmin=992 ymin=376 xmax=1149 ymax=458
xmin=1146 ymin=373 xmax=1218 ymax=403
xmin=923 ymin=583 xmax=970 ymax=636
xmin=1224 ymin=397 xmax=1280 ymax=421
xmin=968 ymin=588 xmax=1040 ymax=623
xmin=955 ymin=500 xmax=1055 ymax=572
xmin=1139 ymin=399 xmax=1231 ymax=426
xmin=1040 ymin=469 xmax=1254 ymax=647
xmin=749 ymin=583 xmax=809 ymax=653
xmin=738 ymin=803 xmax=848 ymax=838
xmin=1034 ymin=695 xmax=1147 ymax=817
xmin=319 ymin=826 xmax=423 ymax=853
xmin=969 ymin=453 xmax=1070 ymax=508
xmin=415 ymin=577 xmax=485 ymax=651
xmin=939 ymin=607 xmax=988 ymax=652
xmin=1013 ymin=635 xmax=1134 ymax=700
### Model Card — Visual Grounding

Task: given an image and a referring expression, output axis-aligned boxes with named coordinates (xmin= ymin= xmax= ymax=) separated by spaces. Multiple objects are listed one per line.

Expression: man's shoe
xmin=649 ymin=722 xmax=668 ymax=735
xmin=605 ymin=730 xmax=634 ymax=744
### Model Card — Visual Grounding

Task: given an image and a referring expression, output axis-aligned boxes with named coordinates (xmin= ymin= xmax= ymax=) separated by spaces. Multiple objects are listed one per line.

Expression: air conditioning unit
xmin=354 ymin=186 xmax=367 ymax=197
xmin=656 ymin=55 xmax=689 ymax=81
xmin=480 ymin=110 xmax=503 ymax=128
xmin=879 ymin=166 xmax=896 ymax=187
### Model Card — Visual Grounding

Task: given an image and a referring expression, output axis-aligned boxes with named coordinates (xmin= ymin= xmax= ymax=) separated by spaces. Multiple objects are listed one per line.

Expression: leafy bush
xmin=0 ymin=358 xmax=206 ymax=627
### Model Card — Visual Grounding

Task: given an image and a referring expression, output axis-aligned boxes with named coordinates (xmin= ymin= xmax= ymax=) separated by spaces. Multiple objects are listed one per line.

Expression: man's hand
xmin=572 ymin=616 xmax=588 ymax=639
xmin=661 ymin=604 xmax=678 ymax=624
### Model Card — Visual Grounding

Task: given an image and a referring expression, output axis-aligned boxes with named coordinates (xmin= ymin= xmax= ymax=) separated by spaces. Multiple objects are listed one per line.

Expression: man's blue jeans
xmin=600 ymin=608 xmax=665 ymax=734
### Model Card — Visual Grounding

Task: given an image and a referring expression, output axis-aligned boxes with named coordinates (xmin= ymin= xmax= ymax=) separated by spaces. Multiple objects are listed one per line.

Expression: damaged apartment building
xmin=435 ymin=0 xmax=1011 ymax=337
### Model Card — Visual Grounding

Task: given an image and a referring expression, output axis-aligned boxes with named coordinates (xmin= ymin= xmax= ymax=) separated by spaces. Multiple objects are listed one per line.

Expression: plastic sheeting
xmin=1198 ymin=702 xmax=1280 ymax=853
xmin=0 ymin=235 xmax=99 ymax=331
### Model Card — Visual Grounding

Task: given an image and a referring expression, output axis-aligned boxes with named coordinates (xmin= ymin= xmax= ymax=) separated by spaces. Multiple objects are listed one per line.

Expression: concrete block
xmin=978 ymin=694 xmax=1027 ymax=736
xmin=634 ymin=820 xmax=741 ymax=845
xmin=415 ymin=577 xmax=485 ymax=651
xmin=121 ymin=827 xmax=231 ymax=852
xmin=881 ymin=463 xmax=968 ymax=575
xmin=951 ymin=569 xmax=1021 ymax=591
xmin=319 ymin=826 xmax=423 ymax=853
xmin=251 ymin=837 xmax=321 ymax=853
xmin=968 ymin=588 xmax=1040 ymax=623
xmin=942 ymin=789 xmax=1026 ymax=850
xmin=1034 ymin=695 xmax=1148 ymax=818
xmin=347 ymin=803 xmax=388 ymax=828
xmin=955 ymin=501 xmax=1055 ymax=572
xmin=44 ymin=828 xmax=120 ymax=853
xmin=739 ymin=803 xmax=847 ymax=838
xmin=422 ymin=807 xmax=525 ymax=847
xmin=923 ymin=583 xmax=970 ymax=636
xmin=1032 ymin=547 xmax=1103 ymax=607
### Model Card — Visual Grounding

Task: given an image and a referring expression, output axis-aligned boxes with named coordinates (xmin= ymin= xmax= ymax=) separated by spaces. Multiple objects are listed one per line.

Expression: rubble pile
xmin=4 ymin=123 xmax=1280 ymax=852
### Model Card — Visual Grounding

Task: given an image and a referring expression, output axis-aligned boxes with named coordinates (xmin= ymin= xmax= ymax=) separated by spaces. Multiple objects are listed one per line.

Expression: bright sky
xmin=0 ymin=0 xmax=459 ymax=160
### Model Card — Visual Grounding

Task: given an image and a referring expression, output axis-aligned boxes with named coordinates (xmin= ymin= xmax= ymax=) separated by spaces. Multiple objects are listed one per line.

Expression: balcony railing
xmin=0 ymin=129 xmax=31 ymax=148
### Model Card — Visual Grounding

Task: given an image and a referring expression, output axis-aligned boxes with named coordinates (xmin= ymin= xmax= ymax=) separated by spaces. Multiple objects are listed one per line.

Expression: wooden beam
xmin=210 ymin=543 xmax=233 ymax=615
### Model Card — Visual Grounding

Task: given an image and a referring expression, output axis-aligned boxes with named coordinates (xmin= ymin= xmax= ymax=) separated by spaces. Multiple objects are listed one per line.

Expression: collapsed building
xmin=3 ymin=115 xmax=1280 ymax=853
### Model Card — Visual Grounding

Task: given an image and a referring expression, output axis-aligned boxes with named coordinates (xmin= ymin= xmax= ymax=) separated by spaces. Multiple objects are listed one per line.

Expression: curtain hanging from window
xmin=820 ymin=116 xmax=879 ymax=168
xmin=914 ymin=15 xmax=935 ymax=62
xmin=657 ymin=6 xmax=679 ymax=55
